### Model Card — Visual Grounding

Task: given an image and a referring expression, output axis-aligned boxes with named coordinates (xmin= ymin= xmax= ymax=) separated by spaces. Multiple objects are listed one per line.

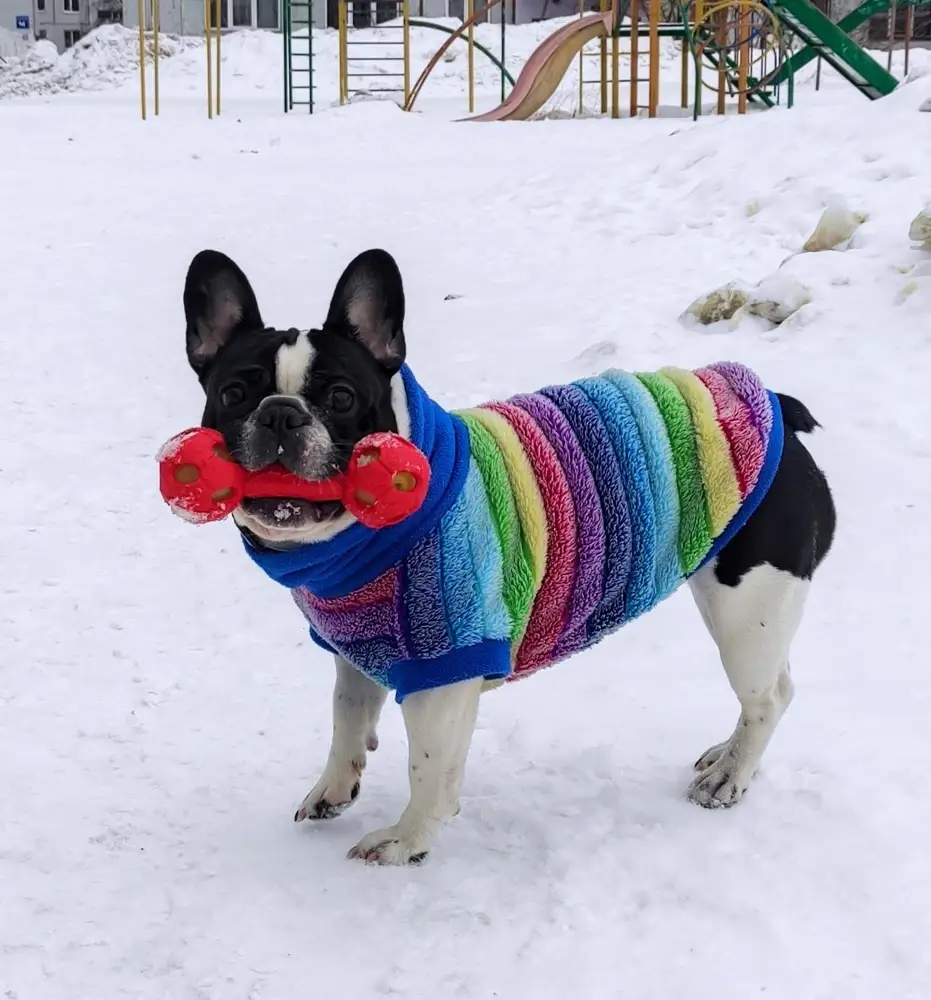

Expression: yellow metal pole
xmin=577 ymin=0 xmax=584 ymax=115
xmin=611 ymin=21 xmax=618 ymax=116
xmin=215 ymin=0 xmax=221 ymax=115
xmin=629 ymin=0 xmax=639 ymax=116
xmin=338 ymin=1 xmax=347 ymax=104
xmin=205 ymin=0 xmax=213 ymax=118
xmin=467 ymin=0 xmax=475 ymax=114
xmin=648 ymin=0 xmax=659 ymax=116
xmin=737 ymin=1 xmax=749 ymax=114
xmin=402 ymin=0 xmax=410 ymax=105
xmin=137 ymin=0 xmax=146 ymax=120
xmin=579 ymin=0 xmax=585 ymax=115
xmin=153 ymin=0 xmax=160 ymax=116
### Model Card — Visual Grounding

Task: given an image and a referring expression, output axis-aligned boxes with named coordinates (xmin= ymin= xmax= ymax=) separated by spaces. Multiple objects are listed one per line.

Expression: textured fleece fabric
xmin=245 ymin=363 xmax=784 ymax=701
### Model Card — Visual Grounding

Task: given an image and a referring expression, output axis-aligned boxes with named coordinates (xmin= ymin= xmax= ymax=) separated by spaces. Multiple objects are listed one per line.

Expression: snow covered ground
xmin=2 ymin=19 xmax=931 ymax=1000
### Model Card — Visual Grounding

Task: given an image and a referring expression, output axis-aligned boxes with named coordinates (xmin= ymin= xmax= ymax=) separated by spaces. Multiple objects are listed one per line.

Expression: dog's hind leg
xmin=686 ymin=397 xmax=835 ymax=808
xmin=687 ymin=562 xmax=807 ymax=808
xmin=295 ymin=656 xmax=388 ymax=822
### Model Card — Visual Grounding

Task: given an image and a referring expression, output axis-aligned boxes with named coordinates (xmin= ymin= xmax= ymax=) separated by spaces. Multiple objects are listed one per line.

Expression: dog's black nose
xmin=257 ymin=397 xmax=311 ymax=435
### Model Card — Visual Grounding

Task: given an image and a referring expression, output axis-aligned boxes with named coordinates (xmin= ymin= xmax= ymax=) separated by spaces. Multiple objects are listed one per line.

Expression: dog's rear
xmin=686 ymin=395 xmax=835 ymax=807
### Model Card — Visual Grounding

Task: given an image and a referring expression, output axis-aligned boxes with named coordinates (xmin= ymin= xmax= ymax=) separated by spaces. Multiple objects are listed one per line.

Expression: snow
xmin=2 ymin=18 xmax=931 ymax=1000
xmin=0 ymin=26 xmax=32 ymax=60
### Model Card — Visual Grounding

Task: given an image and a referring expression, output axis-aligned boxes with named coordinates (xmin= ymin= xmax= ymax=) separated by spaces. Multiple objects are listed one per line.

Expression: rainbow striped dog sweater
xmin=245 ymin=363 xmax=783 ymax=701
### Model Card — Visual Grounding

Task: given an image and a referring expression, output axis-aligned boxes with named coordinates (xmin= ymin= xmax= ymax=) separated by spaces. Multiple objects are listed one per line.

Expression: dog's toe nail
xmin=294 ymin=808 xmax=304 ymax=822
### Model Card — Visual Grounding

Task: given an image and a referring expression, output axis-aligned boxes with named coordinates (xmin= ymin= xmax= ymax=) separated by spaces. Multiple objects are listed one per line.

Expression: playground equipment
xmin=404 ymin=0 xmax=514 ymax=113
xmin=284 ymin=0 xmax=315 ymax=111
xmin=409 ymin=8 xmax=516 ymax=113
xmin=758 ymin=0 xmax=896 ymax=97
xmin=136 ymin=0 xmax=221 ymax=119
xmin=309 ymin=0 xmax=922 ymax=119
xmin=467 ymin=7 xmax=616 ymax=120
xmin=767 ymin=0 xmax=931 ymax=90
xmin=338 ymin=0 xmax=412 ymax=106
xmin=407 ymin=0 xmax=794 ymax=119
xmin=568 ymin=0 xmax=789 ymax=120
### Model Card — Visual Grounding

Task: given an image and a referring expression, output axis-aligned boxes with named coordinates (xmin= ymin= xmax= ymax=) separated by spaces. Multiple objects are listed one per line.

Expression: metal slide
xmin=464 ymin=11 xmax=615 ymax=122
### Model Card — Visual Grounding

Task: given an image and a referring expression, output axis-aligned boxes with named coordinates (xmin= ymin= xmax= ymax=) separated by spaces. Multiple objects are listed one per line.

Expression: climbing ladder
xmin=338 ymin=0 xmax=411 ymax=106
xmin=284 ymin=0 xmax=315 ymax=112
xmin=763 ymin=0 xmax=898 ymax=98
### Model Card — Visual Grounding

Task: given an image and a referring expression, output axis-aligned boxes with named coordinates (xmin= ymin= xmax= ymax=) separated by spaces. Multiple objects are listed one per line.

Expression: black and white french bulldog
xmin=181 ymin=248 xmax=836 ymax=866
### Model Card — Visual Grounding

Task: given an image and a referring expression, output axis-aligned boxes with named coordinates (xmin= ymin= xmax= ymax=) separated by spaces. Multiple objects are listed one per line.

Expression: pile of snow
xmin=0 ymin=25 xmax=204 ymax=99
xmin=0 ymin=25 xmax=31 ymax=60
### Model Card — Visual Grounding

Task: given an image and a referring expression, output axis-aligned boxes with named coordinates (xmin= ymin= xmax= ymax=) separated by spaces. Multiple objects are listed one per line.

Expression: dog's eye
xmin=330 ymin=387 xmax=355 ymax=413
xmin=220 ymin=384 xmax=246 ymax=408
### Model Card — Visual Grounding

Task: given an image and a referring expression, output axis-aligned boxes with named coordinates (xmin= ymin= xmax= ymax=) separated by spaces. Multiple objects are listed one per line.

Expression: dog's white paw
xmin=347 ymin=825 xmax=430 ymax=866
xmin=294 ymin=755 xmax=365 ymax=822
xmin=687 ymin=750 xmax=751 ymax=809
xmin=693 ymin=739 xmax=730 ymax=772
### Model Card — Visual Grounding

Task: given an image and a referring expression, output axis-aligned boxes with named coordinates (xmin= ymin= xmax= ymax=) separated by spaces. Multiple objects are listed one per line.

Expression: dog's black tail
xmin=776 ymin=393 xmax=820 ymax=435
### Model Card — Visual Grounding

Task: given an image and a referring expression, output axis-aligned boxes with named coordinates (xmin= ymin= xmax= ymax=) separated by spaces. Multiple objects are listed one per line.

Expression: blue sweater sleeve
xmin=388 ymin=639 xmax=511 ymax=703
xmin=308 ymin=627 xmax=336 ymax=654
xmin=306 ymin=628 xmax=510 ymax=703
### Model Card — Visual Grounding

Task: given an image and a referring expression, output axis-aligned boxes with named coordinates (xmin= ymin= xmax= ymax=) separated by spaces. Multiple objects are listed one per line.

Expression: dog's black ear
xmin=324 ymin=249 xmax=406 ymax=372
xmin=183 ymin=250 xmax=263 ymax=377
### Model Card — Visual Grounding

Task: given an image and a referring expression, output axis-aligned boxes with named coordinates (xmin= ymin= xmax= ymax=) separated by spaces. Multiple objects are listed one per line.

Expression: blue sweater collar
xmin=243 ymin=365 xmax=471 ymax=599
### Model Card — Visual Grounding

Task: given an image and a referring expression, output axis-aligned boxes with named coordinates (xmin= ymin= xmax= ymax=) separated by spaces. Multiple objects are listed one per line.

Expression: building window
xmin=37 ymin=29 xmax=47 ymax=38
xmin=257 ymin=0 xmax=278 ymax=28
xmin=63 ymin=0 xmax=80 ymax=11
xmin=37 ymin=0 xmax=46 ymax=10
xmin=63 ymin=28 xmax=81 ymax=46
xmin=209 ymin=0 xmax=228 ymax=29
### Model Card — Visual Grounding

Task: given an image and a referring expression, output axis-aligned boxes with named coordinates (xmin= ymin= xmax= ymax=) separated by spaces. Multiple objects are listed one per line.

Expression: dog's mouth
xmin=239 ymin=496 xmax=345 ymax=529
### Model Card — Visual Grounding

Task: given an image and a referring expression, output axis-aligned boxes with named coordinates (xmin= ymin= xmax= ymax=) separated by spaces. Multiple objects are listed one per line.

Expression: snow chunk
xmin=802 ymin=203 xmax=867 ymax=252
xmin=0 ymin=26 xmax=31 ymax=60
xmin=908 ymin=205 xmax=931 ymax=247
xmin=682 ymin=273 xmax=811 ymax=329
xmin=745 ymin=273 xmax=813 ymax=325
xmin=682 ymin=282 xmax=749 ymax=325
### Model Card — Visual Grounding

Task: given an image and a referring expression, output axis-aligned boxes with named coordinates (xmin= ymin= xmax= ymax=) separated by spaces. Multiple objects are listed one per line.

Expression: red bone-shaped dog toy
xmin=158 ymin=427 xmax=430 ymax=529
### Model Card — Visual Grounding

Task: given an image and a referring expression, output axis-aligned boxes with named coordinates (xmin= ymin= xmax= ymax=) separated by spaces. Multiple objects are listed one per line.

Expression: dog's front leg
xmin=348 ymin=676 xmax=483 ymax=866
xmin=295 ymin=655 xmax=388 ymax=822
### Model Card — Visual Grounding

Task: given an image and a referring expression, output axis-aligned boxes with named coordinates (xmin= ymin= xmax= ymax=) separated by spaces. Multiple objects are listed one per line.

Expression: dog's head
xmin=182 ymin=248 xmax=407 ymax=547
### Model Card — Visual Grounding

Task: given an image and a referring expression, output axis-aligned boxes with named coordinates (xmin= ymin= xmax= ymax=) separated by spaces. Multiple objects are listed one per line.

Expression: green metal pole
xmin=283 ymin=0 xmax=290 ymax=111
